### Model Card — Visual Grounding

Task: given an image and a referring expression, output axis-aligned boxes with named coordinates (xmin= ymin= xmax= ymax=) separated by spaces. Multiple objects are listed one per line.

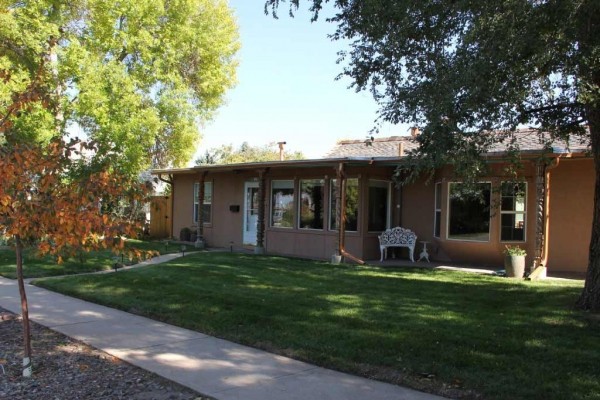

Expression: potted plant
xmin=331 ymin=251 xmax=342 ymax=265
xmin=504 ymin=245 xmax=527 ymax=278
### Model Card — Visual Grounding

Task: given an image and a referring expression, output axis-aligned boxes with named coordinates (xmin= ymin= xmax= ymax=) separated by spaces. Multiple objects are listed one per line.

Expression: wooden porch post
xmin=196 ymin=171 xmax=207 ymax=248
xmin=333 ymin=162 xmax=364 ymax=265
xmin=533 ymin=160 xmax=546 ymax=273
xmin=255 ymin=169 xmax=267 ymax=254
xmin=339 ymin=163 xmax=347 ymax=257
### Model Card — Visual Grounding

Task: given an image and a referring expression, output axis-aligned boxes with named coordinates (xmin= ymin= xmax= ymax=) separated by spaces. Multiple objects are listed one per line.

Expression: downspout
xmin=332 ymin=162 xmax=345 ymax=264
xmin=334 ymin=162 xmax=365 ymax=265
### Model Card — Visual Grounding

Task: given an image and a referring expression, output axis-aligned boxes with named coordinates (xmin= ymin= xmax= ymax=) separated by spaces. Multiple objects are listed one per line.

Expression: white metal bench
xmin=378 ymin=227 xmax=417 ymax=262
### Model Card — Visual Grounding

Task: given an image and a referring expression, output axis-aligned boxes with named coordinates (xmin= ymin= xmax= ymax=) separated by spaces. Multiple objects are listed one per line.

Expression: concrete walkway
xmin=22 ymin=252 xmax=198 ymax=283
xmin=0 ymin=277 xmax=445 ymax=400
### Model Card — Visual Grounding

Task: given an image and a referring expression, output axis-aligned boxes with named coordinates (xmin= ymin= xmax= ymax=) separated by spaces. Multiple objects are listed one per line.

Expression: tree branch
xmin=524 ymin=102 xmax=583 ymax=115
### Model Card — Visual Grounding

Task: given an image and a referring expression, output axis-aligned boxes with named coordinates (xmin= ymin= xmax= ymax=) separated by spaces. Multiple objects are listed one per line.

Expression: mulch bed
xmin=0 ymin=307 xmax=210 ymax=400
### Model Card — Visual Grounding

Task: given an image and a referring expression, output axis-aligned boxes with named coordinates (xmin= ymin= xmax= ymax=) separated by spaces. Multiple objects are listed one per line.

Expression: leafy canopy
xmin=1 ymin=0 xmax=240 ymax=175
xmin=265 ymin=0 xmax=598 ymax=169
xmin=196 ymin=142 xmax=305 ymax=165
xmin=0 ymin=139 xmax=152 ymax=261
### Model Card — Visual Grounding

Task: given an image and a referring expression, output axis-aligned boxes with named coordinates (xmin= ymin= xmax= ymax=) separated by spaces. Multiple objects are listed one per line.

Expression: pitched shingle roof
xmin=324 ymin=136 xmax=419 ymax=158
xmin=324 ymin=129 xmax=590 ymax=159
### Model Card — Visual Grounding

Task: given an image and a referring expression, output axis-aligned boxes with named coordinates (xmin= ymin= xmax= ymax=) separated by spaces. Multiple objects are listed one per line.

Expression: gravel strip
xmin=0 ymin=307 xmax=211 ymax=400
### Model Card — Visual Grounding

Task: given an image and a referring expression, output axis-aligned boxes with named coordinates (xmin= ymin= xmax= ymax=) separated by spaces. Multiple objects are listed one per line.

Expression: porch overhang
xmin=151 ymin=157 xmax=405 ymax=176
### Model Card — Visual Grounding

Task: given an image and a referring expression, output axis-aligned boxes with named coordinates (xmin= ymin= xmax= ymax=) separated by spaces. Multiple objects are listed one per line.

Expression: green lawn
xmin=34 ymin=252 xmax=598 ymax=400
xmin=0 ymin=239 xmax=181 ymax=279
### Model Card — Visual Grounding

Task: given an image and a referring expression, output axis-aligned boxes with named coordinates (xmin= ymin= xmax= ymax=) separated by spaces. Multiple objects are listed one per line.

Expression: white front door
xmin=243 ymin=182 xmax=259 ymax=245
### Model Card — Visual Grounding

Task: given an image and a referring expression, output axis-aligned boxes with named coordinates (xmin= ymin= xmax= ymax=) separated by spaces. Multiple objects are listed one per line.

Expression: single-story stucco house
xmin=153 ymin=129 xmax=593 ymax=275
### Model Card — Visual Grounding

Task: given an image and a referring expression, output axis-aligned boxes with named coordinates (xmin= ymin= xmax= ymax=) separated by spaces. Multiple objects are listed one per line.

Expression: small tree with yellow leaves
xmin=0 ymin=139 xmax=152 ymax=377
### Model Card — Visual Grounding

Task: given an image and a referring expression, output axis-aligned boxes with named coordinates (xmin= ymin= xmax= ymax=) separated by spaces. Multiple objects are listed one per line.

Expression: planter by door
xmin=505 ymin=255 xmax=525 ymax=278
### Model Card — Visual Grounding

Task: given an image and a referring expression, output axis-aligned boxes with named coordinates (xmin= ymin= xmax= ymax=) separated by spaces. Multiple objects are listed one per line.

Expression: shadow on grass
xmin=35 ymin=252 xmax=598 ymax=400
xmin=0 ymin=240 xmax=176 ymax=279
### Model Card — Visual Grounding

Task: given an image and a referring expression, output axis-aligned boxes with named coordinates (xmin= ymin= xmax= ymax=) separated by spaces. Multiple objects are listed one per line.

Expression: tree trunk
xmin=574 ymin=0 xmax=600 ymax=312
xmin=577 ymin=103 xmax=600 ymax=311
xmin=15 ymin=234 xmax=33 ymax=377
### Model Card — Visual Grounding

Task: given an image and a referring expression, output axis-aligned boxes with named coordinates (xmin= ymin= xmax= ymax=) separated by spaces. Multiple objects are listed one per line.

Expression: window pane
xmin=204 ymin=182 xmax=212 ymax=204
xmin=501 ymin=213 xmax=525 ymax=241
xmin=435 ymin=182 xmax=442 ymax=209
xmin=368 ymin=181 xmax=389 ymax=231
xmin=448 ymin=183 xmax=491 ymax=241
xmin=501 ymin=182 xmax=525 ymax=211
xmin=434 ymin=210 xmax=441 ymax=238
xmin=501 ymin=182 xmax=526 ymax=241
xmin=193 ymin=182 xmax=212 ymax=223
xmin=299 ymin=179 xmax=324 ymax=229
xmin=271 ymin=180 xmax=294 ymax=228
xmin=201 ymin=205 xmax=211 ymax=224
xmin=330 ymin=179 xmax=358 ymax=231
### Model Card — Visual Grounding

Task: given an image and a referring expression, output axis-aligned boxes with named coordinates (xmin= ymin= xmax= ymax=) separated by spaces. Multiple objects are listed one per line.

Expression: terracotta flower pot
xmin=504 ymin=255 xmax=525 ymax=278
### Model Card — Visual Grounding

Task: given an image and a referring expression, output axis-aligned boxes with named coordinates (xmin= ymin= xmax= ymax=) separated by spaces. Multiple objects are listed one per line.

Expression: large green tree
xmin=1 ymin=0 xmax=239 ymax=175
xmin=195 ymin=141 xmax=305 ymax=164
xmin=265 ymin=0 xmax=600 ymax=311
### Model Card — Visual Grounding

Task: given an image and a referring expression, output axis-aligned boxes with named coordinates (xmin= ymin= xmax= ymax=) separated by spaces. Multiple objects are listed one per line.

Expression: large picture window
xmin=448 ymin=182 xmax=491 ymax=241
xmin=368 ymin=180 xmax=390 ymax=232
xmin=193 ymin=182 xmax=212 ymax=224
xmin=329 ymin=178 xmax=359 ymax=232
xmin=434 ymin=182 xmax=442 ymax=238
xmin=299 ymin=179 xmax=324 ymax=229
xmin=271 ymin=180 xmax=294 ymax=228
xmin=501 ymin=182 xmax=526 ymax=241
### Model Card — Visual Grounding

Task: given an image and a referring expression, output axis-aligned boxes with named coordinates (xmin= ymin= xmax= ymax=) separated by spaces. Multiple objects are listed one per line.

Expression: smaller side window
xmin=500 ymin=182 xmax=526 ymax=242
xmin=193 ymin=182 xmax=212 ymax=224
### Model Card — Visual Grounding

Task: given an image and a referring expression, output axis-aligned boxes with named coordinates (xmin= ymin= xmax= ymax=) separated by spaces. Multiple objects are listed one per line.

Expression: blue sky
xmin=197 ymin=0 xmax=408 ymax=161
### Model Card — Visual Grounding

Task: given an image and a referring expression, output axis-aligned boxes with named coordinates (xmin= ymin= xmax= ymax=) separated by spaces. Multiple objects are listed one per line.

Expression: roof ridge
xmin=337 ymin=135 xmax=415 ymax=145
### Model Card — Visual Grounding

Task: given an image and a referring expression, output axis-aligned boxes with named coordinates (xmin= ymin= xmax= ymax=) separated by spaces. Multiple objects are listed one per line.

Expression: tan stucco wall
xmin=172 ymin=171 xmax=252 ymax=248
xmin=171 ymin=165 xmax=396 ymax=261
xmin=402 ymin=163 xmax=538 ymax=268
xmin=546 ymin=158 xmax=594 ymax=272
xmin=398 ymin=159 xmax=593 ymax=273
xmin=172 ymin=174 xmax=195 ymax=239
xmin=168 ymin=157 xmax=593 ymax=272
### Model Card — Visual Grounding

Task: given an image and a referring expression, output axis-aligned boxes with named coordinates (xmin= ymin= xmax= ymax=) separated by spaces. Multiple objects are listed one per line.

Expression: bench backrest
xmin=379 ymin=227 xmax=417 ymax=246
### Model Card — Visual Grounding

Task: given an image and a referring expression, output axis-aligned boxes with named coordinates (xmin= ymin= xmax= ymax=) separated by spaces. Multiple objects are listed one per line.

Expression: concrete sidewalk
xmin=0 ymin=277 xmax=445 ymax=400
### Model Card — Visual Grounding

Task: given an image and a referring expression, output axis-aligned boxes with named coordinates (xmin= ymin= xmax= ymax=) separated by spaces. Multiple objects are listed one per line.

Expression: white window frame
xmin=193 ymin=181 xmax=212 ymax=224
xmin=446 ymin=181 xmax=492 ymax=242
xmin=500 ymin=181 xmax=527 ymax=243
xmin=434 ymin=182 xmax=442 ymax=238
xmin=270 ymin=179 xmax=295 ymax=229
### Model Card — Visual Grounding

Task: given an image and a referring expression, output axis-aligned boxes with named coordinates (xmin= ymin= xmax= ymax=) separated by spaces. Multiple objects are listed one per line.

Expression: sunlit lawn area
xmin=0 ymin=239 xmax=180 ymax=279
xmin=35 ymin=252 xmax=599 ymax=400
